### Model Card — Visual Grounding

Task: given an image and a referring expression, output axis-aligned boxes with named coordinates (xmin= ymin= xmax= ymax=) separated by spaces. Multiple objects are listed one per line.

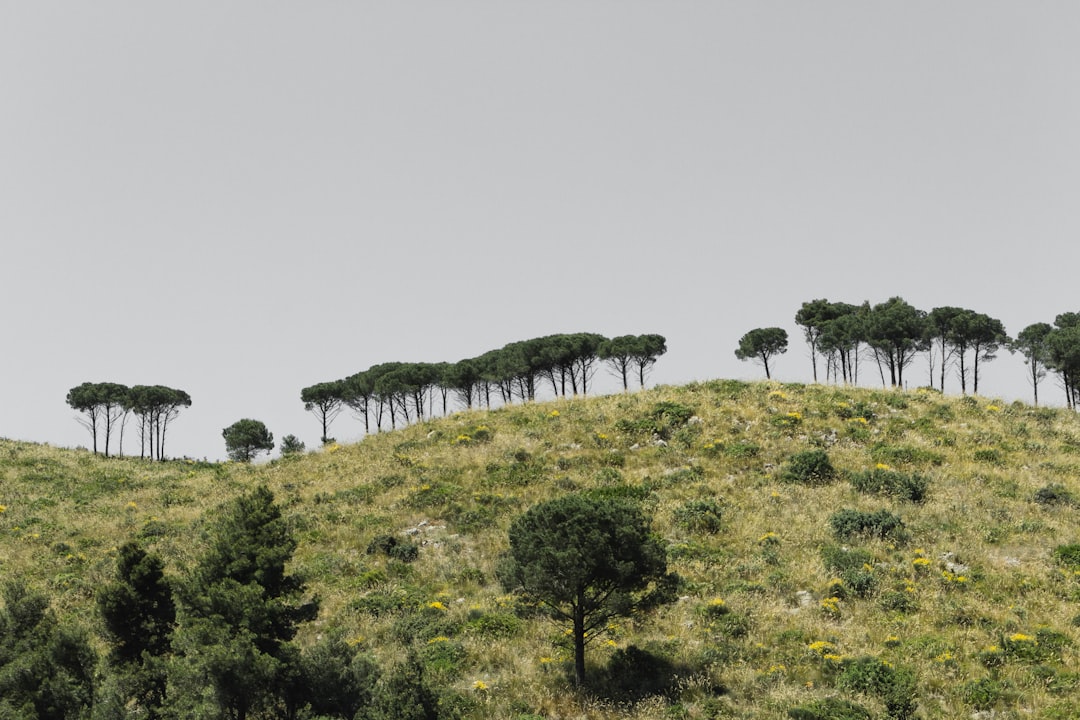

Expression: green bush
xmin=351 ymin=587 xmax=423 ymax=617
xmin=836 ymin=656 xmax=917 ymax=719
xmin=366 ymin=534 xmax=420 ymax=563
xmin=1053 ymin=543 xmax=1080 ymax=569
xmin=834 ymin=401 xmax=877 ymax=422
xmin=961 ymin=676 xmax=1015 ymax=710
xmin=829 ymin=508 xmax=907 ymax=542
xmin=417 ymin=636 xmax=467 ymax=678
xmin=879 ymin=590 xmax=917 ymax=614
xmin=615 ymin=401 xmax=695 ymax=440
xmin=849 ymin=468 xmax=929 ymax=503
xmin=464 ymin=610 xmax=521 ymax=639
xmin=781 ymin=450 xmax=837 ymax=486
xmin=787 ymin=698 xmax=873 ymax=720
xmin=821 ymin=545 xmax=877 ymax=598
xmin=973 ymin=448 xmax=1005 ymax=466
xmin=673 ymin=499 xmax=724 ymax=534
xmin=724 ymin=441 xmax=760 ymax=459
xmin=1034 ymin=483 xmax=1077 ymax=507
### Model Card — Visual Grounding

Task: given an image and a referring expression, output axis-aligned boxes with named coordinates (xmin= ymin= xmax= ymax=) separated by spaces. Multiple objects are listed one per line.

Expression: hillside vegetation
xmin=4 ymin=380 xmax=1080 ymax=719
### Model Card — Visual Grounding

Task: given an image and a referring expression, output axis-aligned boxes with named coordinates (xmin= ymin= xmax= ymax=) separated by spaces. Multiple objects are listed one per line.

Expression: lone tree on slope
xmin=500 ymin=494 xmax=674 ymax=686
xmin=222 ymin=419 xmax=275 ymax=462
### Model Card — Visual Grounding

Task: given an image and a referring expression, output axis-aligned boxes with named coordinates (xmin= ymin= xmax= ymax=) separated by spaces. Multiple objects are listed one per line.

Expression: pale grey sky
xmin=3 ymin=3 xmax=1079 ymax=460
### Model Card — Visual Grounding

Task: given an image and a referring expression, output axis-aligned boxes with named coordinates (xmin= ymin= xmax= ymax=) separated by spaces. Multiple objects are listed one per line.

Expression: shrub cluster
xmin=829 ymin=508 xmax=907 ymax=542
xmin=366 ymin=534 xmax=420 ymax=563
xmin=673 ymin=498 xmax=724 ymax=534
xmin=821 ymin=545 xmax=877 ymax=598
xmin=780 ymin=450 xmax=837 ymax=486
xmin=836 ymin=656 xmax=918 ymax=719
xmin=850 ymin=468 xmax=929 ymax=503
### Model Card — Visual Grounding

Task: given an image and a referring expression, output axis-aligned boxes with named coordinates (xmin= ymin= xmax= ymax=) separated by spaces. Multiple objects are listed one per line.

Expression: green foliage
xmin=417 ymin=636 xmax=467 ymax=678
xmin=973 ymin=448 xmax=1004 ymax=465
xmin=1053 ymin=543 xmax=1080 ymax=569
xmin=836 ymin=656 xmax=917 ymax=720
xmin=780 ymin=450 xmax=837 ymax=486
xmin=735 ymin=327 xmax=789 ymax=379
xmin=821 ymin=545 xmax=877 ymax=598
xmin=282 ymin=634 xmax=380 ymax=719
xmin=961 ymin=676 xmax=1016 ymax=711
xmin=673 ymin=498 xmax=724 ymax=534
xmin=366 ymin=534 xmax=420 ymax=563
xmin=97 ymin=541 xmax=175 ymax=718
xmin=1034 ymin=482 xmax=1077 ymax=506
xmin=787 ymin=697 xmax=873 ymax=720
xmin=724 ymin=441 xmax=760 ymax=459
xmin=171 ymin=485 xmax=318 ymax=718
xmin=0 ymin=581 xmax=96 ymax=720
xmin=280 ymin=434 xmax=306 ymax=456
xmin=616 ymin=401 xmax=695 ymax=440
xmin=464 ymin=610 xmax=521 ymax=639
xmin=501 ymin=494 xmax=673 ymax=684
xmin=222 ymin=418 xmax=275 ymax=462
xmin=849 ymin=468 xmax=929 ymax=503
xmin=370 ymin=653 xmax=441 ymax=720
xmin=829 ymin=508 xmax=907 ymax=542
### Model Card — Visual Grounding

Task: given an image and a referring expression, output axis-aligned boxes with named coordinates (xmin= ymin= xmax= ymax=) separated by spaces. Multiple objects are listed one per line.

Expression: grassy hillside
xmin=4 ymin=380 xmax=1080 ymax=719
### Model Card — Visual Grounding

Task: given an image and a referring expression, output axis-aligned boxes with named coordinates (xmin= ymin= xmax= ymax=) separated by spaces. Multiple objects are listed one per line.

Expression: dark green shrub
xmin=833 ymin=400 xmax=877 ymax=422
xmin=464 ymin=610 xmax=521 ymax=639
xmin=351 ymin=587 xmax=423 ymax=617
xmin=829 ymin=508 xmax=907 ymax=542
xmin=961 ymin=676 xmax=1015 ymax=711
xmin=973 ymin=448 xmax=1004 ymax=466
xmin=673 ymin=499 xmax=724 ymax=534
xmin=615 ymin=401 xmax=695 ymax=440
xmin=651 ymin=401 xmax=695 ymax=426
xmin=417 ymin=637 xmax=467 ymax=678
xmin=583 ymin=484 xmax=654 ymax=503
xmin=787 ymin=698 xmax=872 ymax=720
xmin=836 ymin=656 xmax=917 ymax=719
xmin=850 ymin=468 xmax=929 ymax=503
xmin=391 ymin=605 xmax=461 ymax=644
xmin=1034 ymin=483 xmax=1077 ymax=507
xmin=879 ymin=590 xmax=917 ymax=614
xmin=724 ymin=441 xmax=760 ymax=459
xmin=1053 ymin=543 xmax=1080 ymax=569
xmin=821 ymin=545 xmax=877 ymax=598
xmin=366 ymin=534 xmax=420 ymax=563
xmin=781 ymin=450 xmax=837 ymax=486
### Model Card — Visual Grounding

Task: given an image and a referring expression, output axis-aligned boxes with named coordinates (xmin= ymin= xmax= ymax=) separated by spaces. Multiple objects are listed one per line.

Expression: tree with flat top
xmin=735 ymin=327 xmax=789 ymax=380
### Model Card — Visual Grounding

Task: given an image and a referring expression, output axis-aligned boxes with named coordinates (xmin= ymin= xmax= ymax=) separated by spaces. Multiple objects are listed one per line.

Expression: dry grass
xmin=4 ymin=380 xmax=1080 ymax=718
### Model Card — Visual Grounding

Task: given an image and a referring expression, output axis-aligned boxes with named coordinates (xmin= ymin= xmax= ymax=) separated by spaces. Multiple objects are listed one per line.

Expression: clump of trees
xmin=65 ymin=383 xmax=191 ymax=459
xmin=301 ymin=332 xmax=667 ymax=442
xmin=90 ymin=486 xmax=388 ymax=718
xmin=766 ymin=297 xmax=1080 ymax=408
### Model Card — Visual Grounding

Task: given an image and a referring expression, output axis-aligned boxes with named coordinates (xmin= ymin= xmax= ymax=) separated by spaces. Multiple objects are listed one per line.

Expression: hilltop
xmin=3 ymin=380 xmax=1080 ymax=719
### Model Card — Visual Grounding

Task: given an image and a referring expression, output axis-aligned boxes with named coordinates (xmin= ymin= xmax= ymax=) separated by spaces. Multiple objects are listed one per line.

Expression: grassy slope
xmin=3 ymin=380 xmax=1080 ymax=719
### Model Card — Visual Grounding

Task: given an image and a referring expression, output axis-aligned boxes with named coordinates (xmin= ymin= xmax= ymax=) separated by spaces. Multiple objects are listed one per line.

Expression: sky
xmin=2 ymin=2 xmax=1080 ymax=461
